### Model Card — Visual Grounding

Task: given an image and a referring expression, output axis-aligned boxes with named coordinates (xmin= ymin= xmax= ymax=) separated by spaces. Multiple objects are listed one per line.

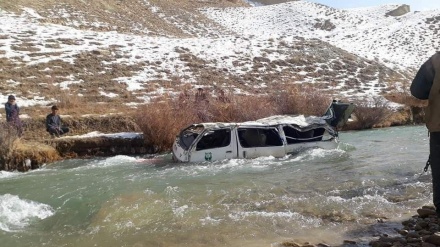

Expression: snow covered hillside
xmin=204 ymin=1 xmax=440 ymax=69
xmin=0 ymin=0 xmax=430 ymax=111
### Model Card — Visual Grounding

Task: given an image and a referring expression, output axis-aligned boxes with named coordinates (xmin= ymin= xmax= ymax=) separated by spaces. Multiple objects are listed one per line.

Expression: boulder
xmin=417 ymin=208 xmax=436 ymax=218
xmin=425 ymin=232 xmax=440 ymax=246
xmin=385 ymin=5 xmax=411 ymax=17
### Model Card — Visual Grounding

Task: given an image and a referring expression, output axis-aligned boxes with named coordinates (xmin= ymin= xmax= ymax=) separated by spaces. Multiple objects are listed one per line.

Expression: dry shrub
xmin=0 ymin=123 xmax=19 ymax=170
xmin=275 ymin=84 xmax=332 ymax=116
xmin=384 ymin=88 xmax=428 ymax=124
xmin=0 ymin=124 xmax=56 ymax=171
xmin=135 ymin=97 xmax=199 ymax=153
xmin=56 ymin=90 xmax=83 ymax=109
xmin=347 ymin=97 xmax=392 ymax=130
xmin=385 ymin=91 xmax=427 ymax=108
xmin=209 ymin=95 xmax=280 ymax=122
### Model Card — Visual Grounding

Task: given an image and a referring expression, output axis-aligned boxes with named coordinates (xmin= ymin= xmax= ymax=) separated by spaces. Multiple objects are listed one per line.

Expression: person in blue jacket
xmin=4 ymin=95 xmax=23 ymax=137
xmin=46 ymin=105 xmax=69 ymax=138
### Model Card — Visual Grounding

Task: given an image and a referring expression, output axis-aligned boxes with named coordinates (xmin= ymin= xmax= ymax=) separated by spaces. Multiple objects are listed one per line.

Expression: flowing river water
xmin=0 ymin=126 xmax=433 ymax=247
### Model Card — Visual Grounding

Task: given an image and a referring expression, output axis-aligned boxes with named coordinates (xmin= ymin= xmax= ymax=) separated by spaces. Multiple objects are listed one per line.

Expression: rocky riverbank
xmin=271 ymin=206 xmax=440 ymax=247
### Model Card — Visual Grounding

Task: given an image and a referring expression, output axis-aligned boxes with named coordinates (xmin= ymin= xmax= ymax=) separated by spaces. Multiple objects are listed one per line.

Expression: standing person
xmin=46 ymin=105 xmax=69 ymax=138
xmin=410 ymin=52 xmax=440 ymax=215
xmin=4 ymin=95 xmax=23 ymax=137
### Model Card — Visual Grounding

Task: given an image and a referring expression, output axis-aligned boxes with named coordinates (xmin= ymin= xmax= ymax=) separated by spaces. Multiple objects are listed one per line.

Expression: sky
xmin=308 ymin=0 xmax=440 ymax=11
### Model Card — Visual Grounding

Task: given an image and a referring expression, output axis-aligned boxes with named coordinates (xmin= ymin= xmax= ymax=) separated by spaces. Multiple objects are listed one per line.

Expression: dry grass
xmin=273 ymin=84 xmax=332 ymax=116
xmin=0 ymin=0 xmax=247 ymax=37
xmin=0 ymin=122 xmax=60 ymax=171
xmin=21 ymin=115 xmax=141 ymax=141
xmin=7 ymin=140 xmax=61 ymax=171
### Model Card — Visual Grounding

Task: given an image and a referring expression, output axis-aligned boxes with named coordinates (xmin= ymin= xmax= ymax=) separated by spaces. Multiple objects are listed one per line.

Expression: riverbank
xmin=0 ymin=114 xmax=151 ymax=171
xmin=273 ymin=206 xmax=440 ymax=247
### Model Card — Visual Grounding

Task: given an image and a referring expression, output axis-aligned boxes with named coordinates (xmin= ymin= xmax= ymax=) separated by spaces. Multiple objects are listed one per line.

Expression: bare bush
xmin=274 ymin=84 xmax=332 ymax=116
xmin=348 ymin=97 xmax=392 ymax=130
xmin=135 ymin=97 xmax=198 ymax=153
xmin=385 ymin=90 xmax=427 ymax=108
xmin=209 ymin=95 xmax=280 ymax=122
xmin=0 ymin=123 xmax=19 ymax=170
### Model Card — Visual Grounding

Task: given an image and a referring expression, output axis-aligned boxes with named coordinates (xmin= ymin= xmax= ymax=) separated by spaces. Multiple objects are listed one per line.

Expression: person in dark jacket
xmin=46 ymin=105 xmax=69 ymax=137
xmin=411 ymin=52 xmax=440 ymax=215
xmin=4 ymin=95 xmax=23 ymax=137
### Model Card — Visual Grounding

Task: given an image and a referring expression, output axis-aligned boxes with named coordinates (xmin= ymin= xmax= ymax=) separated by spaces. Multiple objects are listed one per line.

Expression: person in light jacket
xmin=411 ymin=52 xmax=440 ymax=215
xmin=46 ymin=105 xmax=69 ymax=138
xmin=4 ymin=95 xmax=23 ymax=137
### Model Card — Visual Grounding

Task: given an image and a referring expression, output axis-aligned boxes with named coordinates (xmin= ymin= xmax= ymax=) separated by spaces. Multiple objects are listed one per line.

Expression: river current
xmin=0 ymin=126 xmax=433 ymax=247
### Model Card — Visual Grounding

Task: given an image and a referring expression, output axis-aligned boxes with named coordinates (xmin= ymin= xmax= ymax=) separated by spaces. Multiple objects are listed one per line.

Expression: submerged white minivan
xmin=172 ymin=101 xmax=354 ymax=162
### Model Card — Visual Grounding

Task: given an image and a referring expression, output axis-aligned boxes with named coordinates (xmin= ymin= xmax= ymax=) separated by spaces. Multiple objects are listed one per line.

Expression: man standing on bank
xmin=4 ymin=95 xmax=23 ymax=137
xmin=411 ymin=52 xmax=440 ymax=215
xmin=46 ymin=105 xmax=69 ymax=138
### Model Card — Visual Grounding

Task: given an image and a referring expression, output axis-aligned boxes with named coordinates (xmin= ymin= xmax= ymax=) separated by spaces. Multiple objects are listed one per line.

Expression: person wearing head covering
xmin=411 ymin=52 xmax=440 ymax=215
xmin=46 ymin=105 xmax=69 ymax=138
xmin=4 ymin=95 xmax=23 ymax=137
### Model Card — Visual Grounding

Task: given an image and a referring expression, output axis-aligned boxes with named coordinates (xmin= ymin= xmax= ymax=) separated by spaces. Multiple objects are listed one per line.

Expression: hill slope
xmin=204 ymin=1 xmax=440 ymax=69
xmin=0 ymin=0 xmax=430 ymax=115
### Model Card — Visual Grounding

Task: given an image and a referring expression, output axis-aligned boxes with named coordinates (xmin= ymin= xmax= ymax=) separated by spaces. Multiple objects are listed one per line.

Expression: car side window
xmin=196 ymin=129 xmax=231 ymax=151
xmin=238 ymin=128 xmax=283 ymax=147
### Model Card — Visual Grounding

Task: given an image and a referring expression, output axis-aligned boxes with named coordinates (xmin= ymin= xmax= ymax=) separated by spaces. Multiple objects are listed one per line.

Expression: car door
xmin=236 ymin=127 xmax=285 ymax=159
xmin=189 ymin=128 xmax=237 ymax=162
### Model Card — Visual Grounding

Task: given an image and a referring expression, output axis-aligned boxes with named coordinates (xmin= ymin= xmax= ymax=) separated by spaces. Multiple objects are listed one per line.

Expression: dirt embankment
xmin=1 ymin=114 xmax=148 ymax=171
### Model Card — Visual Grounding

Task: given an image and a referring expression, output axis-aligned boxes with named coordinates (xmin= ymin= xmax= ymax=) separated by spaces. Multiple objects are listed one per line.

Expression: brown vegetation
xmin=0 ymin=0 xmax=247 ymax=37
xmin=0 ymin=122 xmax=60 ymax=171
xmin=0 ymin=123 xmax=19 ymax=169
xmin=344 ymin=97 xmax=392 ymax=130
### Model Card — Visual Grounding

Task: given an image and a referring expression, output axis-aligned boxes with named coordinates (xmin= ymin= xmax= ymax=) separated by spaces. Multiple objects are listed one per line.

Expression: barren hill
xmin=0 ymin=0 xmax=247 ymax=37
xmin=0 ymin=0 xmax=432 ymax=119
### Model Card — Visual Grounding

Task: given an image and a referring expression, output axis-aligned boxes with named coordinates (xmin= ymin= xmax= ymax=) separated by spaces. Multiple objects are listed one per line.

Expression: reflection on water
xmin=0 ymin=126 xmax=432 ymax=246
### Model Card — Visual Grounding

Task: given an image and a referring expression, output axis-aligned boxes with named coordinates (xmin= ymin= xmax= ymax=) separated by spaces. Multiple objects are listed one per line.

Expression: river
xmin=0 ymin=126 xmax=433 ymax=247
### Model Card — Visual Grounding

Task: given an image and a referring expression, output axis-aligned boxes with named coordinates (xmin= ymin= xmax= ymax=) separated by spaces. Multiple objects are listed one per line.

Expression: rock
xmin=397 ymin=229 xmax=408 ymax=236
xmin=419 ymin=229 xmax=433 ymax=236
xmin=418 ymin=221 xmax=430 ymax=228
xmin=422 ymin=242 xmax=437 ymax=247
xmin=422 ymin=206 xmax=436 ymax=210
xmin=429 ymin=224 xmax=440 ymax=232
xmin=407 ymin=232 xmax=420 ymax=238
xmin=406 ymin=237 xmax=422 ymax=243
xmin=317 ymin=244 xmax=330 ymax=247
xmin=425 ymin=232 xmax=440 ymax=246
xmin=385 ymin=5 xmax=410 ymax=17
xmin=343 ymin=240 xmax=356 ymax=244
xmin=370 ymin=241 xmax=392 ymax=247
xmin=418 ymin=208 xmax=436 ymax=218
xmin=403 ymin=219 xmax=417 ymax=226
xmin=278 ymin=241 xmax=301 ymax=247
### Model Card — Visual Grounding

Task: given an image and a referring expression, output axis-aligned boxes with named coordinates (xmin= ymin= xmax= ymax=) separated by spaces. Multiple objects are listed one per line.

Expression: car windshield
xmin=178 ymin=125 xmax=204 ymax=150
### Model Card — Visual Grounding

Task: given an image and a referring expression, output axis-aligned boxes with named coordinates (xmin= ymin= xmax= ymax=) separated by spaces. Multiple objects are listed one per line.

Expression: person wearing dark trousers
xmin=4 ymin=95 xmax=23 ymax=137
xmin=46 ymin=105 xmax=69 ymax=138
xmin=411 ymin=52 xmax=440 ymax=215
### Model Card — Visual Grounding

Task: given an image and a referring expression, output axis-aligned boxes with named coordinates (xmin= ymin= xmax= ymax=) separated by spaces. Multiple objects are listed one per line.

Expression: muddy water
xmin=0 ymin=126 xmax=433 ymax=247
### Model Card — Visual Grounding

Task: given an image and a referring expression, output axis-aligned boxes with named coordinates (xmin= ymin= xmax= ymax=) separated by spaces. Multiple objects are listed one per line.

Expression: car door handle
xmin=226 ymin=151 xmax=232 ymax=153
